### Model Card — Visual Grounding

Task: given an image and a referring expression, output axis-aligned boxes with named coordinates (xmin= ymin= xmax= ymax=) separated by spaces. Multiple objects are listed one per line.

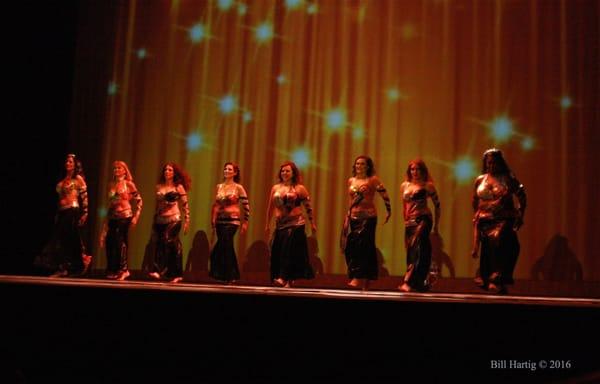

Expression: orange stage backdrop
xmin=69 ymin=0 xmax=600 ymax=280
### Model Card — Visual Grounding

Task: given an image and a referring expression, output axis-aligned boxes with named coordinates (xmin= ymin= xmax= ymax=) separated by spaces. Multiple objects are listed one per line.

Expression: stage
xmin=4 ymin=1 xmax=600 ymax=382
xmin=2 ymin=274 xmax=600 ymax=308
xmin=1 ymin=274 xmax=599 ymax=383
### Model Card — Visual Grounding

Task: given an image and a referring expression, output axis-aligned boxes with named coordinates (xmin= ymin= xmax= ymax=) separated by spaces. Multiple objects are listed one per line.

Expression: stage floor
xmin=2 ymin=273 xmax=600 ymax=382
xmin=2 ymin=274 xmax=598 ymax=308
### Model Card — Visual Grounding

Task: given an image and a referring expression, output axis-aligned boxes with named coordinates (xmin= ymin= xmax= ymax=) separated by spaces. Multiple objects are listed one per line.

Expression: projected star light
xmin=306 ymin=3 xmax=318 ymax=14
xmin=291 ymin=148 xmax=311 ymax=168
xmin=136 ymin=48 xmax=147 ymax=59
xmin=560 ymin=96 xmax=572 ymax=110
xmin=452 ymin=157 xmax=477 ymax=184
xmin=98 ymin=207 xmax=108 ymax=219
xmin=242 ymin=111 xmax=252 ymax=123
xmin=386 ymin=87 xmax=407 ymax=102
xmin=107 ymin=82 xmax=118 ymax=95
xmin=488 ymin=115 xmax=514 ymax=143
xmin=521 ymin=136 xmax=535 ymax=151
xmin=326 ymin=108 xmax=347 ymax=131
xmin=238 ymin=3 xmax=247 ymax=15
xmin=254 ymin=22 xmax=274 ymax=43
xmin=285 ymin=0 xmax=303 ymax=10
xmin=352 ymin=126 xmax=365 ymax=140
xmin=189 ymin=23 xmax=210 ymax=43
xmin=217 ymin=0 xmax=234 ymax=11
xmin=187 ymin=132 xmax=204 ymax=151
xmin=387 ymin=88 xmax=400 ymax=101
xmin=219 ymin=95 xmax=238 ymax=115
xmin=277 ymin=74 xmax=288 ymax=85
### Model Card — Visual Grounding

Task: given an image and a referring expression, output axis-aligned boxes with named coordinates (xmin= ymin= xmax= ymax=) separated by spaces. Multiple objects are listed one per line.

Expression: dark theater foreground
xmin=1 ymin=275 xmax=600 ymax=382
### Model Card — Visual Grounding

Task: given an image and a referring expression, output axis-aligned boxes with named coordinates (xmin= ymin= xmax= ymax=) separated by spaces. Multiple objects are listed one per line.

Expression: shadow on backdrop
xmin=431 ymin=232 xmax=455 ymax=278
xmin=32 ymin=231 xmax=59 ymax=276
xmin=531 ymin=234 xmax=582 ymax=281
xmin=141 ymin=230 xmax=157 ymax=275
xmin=376 ymin=248 xmax=390 ymax=277
xmin=242 ymin=240 xmax=270 ymax=273
xmin=185 ymin=230 xmax=210 ymax=279
xmin=307 ymin=235 xmax=324 ymax=276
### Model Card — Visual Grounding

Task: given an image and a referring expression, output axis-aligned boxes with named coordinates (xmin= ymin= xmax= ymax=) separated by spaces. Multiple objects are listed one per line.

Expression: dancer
xmin=398 ymin=159 xmax=440 ymax=292
xmin=99 ymin=160 xmax=143 ymax=281
xmin=265 ymin=161 xmax=315 ymax=287
xmin=44 ymin=154 xmax=91 ymax=277
xmin=471 ymin=148 xmax=526 ymax=294
xmin=341 ymin=155 xmax=391 ymax=290
xmin=148 ymin=162 xmax=191 ymax=283
xmin=209 ymin=162 xmax=249 ymax=283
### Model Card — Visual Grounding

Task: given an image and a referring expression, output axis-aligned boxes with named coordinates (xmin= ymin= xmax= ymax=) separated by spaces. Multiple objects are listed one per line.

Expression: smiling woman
xmin=209 ymin=162 xmax=249 ymax=284
xmin=341 ymin=155 xmax=391 ymax=291
xmin=147 ymin=162 xmax=191 ymax=283
xmin=99 ymin=160 xmax=143 ymax=281
xmin=265 ymin=161 xmax=316 ymax=288
xmin=398 ymin=159 xmax=440 ymax=292
xmin=36 ymin=154 xmax=90 ymax=277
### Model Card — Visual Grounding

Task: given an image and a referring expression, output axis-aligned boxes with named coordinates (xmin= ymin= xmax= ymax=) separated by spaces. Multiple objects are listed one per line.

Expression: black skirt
xmin=344 ymin=217 xmax=378 ymax=280
xmin=34 ymin=207 xmax=85 ymax=274
xmin=270 ymin=224 xmax=314 ymax=281
xmin=106 ymin=217 xmax=132 ymax=274
xmin=209 ymin=223 xmax=240 ymax=281
xmin=404 ymin=215 xmax=432 ymax=290
xmin=152 ymin=220 xmax=183 ymax=279
xmin=477 ymin=217 xmax=519 ymax=285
